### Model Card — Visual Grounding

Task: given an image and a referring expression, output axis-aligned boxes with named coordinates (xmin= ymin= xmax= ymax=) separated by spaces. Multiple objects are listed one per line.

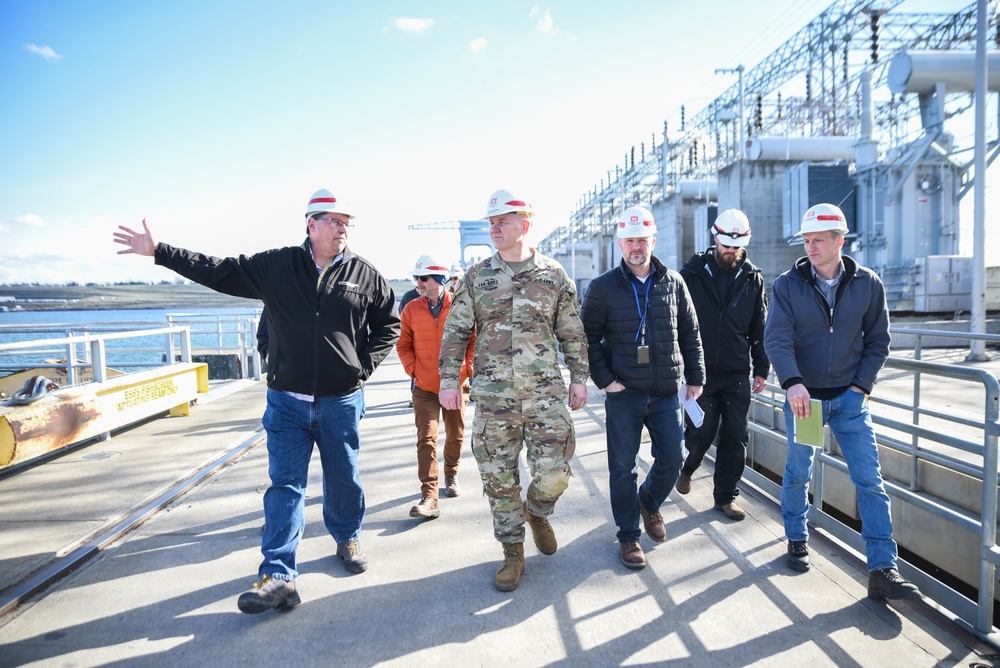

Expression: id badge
xmin=637 ymin=345 xmax=650 ymax=365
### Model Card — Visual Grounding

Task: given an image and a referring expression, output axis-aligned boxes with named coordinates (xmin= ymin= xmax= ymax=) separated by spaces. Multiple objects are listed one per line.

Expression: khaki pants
xmin=412 ymin=385 xmax=469 ymax=499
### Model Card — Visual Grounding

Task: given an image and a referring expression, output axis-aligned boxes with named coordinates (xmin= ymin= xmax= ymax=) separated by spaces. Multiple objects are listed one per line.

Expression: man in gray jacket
xmin=764 ymin=202 xmax=919 ymax=600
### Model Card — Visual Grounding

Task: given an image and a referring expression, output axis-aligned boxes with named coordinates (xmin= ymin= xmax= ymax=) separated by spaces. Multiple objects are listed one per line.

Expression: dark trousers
xmin=682 ymin=374 xmax=751 ymax=505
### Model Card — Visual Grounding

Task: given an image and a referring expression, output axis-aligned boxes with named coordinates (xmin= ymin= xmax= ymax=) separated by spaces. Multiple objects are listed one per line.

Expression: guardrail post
xmin=179 ymin=328 xmax=192 ymax=363
xmin=65 ymin=332 xmax=78 ymax=387
xmin=90 ymin=338 xmax=106 ymax=384
xmin=910 ymin=364 xmax=921 ymax=491
xmin=90 ymin=338 xmax=110 ymax=441
xmin=976 ymin=375 xmax=999 ymax=634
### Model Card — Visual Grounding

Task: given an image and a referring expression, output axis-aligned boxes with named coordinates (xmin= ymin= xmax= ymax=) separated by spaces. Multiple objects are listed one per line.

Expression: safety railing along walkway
xmin=0 ymin=311 xmax=263 ymax=385
xmin=744 ymin=327 xmax=1000 ymax=641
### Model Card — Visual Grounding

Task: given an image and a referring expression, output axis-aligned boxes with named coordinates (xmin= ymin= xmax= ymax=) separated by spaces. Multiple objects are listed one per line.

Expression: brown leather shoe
xmin=444 ymin=476 xmax=461 ymax=498
xmin=619 ymin=541 xmax=646 ymax=569
xmin=639 ymin=504 xmax=666 ymax=542
xmin=524 ymin=502 xmax=557 ymax=555
xmin=714 ymin=502 xmax=746 ymax=521
xmin=495 ymin=542 xmax=525 ymax=591
xmin=409 ymin=497 xmax=440 ymax=519
xmin=675 ymin=472 xmax=692 ymax=495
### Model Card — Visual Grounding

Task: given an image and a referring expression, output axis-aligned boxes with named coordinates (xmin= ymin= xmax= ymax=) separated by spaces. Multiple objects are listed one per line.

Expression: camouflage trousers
xmin=470 ymin=397 xmax=576 ymax=544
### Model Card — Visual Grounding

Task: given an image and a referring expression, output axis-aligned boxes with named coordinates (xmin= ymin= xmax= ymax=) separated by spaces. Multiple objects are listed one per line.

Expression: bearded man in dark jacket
xmin=581 ymin=205 xmax=705 ymax=570
xmin=114 ymin=188 xmax=400 ymax=614
xmin=677 ymin=209 xmax=769 ymax=521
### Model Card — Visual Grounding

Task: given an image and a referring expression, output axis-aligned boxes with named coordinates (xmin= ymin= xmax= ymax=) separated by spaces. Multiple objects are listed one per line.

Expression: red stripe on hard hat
xmin=505 ymin=200 xmax=528 ymax=207
xmin=643 ymin=220 xmax=654 ymax=226
xmin=310 ymin=197 xmax=337 ymax=204
xmin=426 ymin=265 xmax=448 ymax=272
xmin=815 ymin=214 xmax=844 ymax=221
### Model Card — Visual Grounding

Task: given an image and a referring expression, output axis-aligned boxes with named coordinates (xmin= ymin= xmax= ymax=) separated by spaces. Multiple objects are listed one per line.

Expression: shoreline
xmin=0 ymin=284 xmax=261 ymax=312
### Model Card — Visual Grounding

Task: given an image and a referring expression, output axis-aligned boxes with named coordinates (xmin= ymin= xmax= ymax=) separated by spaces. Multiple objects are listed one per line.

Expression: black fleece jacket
xmin=155 ymin=239 xmax=400 ymax=396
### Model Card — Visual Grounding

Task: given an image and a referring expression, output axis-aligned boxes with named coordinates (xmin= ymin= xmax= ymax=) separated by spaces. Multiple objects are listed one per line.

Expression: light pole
xmin=715 ymin=65 xmax=745 ymax=159
xmin=716 ymin=65 xmax=746 ymax=208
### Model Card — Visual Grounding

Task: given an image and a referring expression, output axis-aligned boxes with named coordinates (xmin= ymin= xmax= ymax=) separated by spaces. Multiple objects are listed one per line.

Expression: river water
xmin=0 ymin=307 xmax=261 ymax=372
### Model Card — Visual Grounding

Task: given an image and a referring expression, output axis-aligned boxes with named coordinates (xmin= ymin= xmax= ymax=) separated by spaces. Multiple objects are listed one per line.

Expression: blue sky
xmin=0 ymin=0 xmax=983 ymax=284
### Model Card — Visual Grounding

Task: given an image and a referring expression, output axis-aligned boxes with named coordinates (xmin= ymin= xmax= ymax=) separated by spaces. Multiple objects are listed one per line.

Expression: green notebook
xmin=793 ymin=399 xmax=824 ymax=447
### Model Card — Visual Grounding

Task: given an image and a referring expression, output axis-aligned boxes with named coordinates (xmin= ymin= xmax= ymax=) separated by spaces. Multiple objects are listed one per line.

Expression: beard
xmin=715 ymin=247 xmax=743 ymax=270
xmin=625 ymin=252 xmax=649 ymax=267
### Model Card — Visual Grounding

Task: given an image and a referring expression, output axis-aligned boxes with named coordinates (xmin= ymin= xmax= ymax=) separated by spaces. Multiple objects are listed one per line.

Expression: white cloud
xmin=533 ymin=8 xmax=555 ymax=34
xmin=469 ymin=37 xmax=487 ymax=53
xmin=15 ymin=214 xmax=45 ymax=227
xmin=393 ymin=17 xmax=434 ymax=33
xmin=529 ymin=7 xmax=576 ymax=39
xmin=25 ymin=44 xmax=63 ymax=61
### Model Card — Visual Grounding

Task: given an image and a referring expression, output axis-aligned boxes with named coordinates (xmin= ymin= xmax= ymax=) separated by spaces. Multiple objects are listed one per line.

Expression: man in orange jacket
xmin=397 ymin=255 xmax=475 ymax=518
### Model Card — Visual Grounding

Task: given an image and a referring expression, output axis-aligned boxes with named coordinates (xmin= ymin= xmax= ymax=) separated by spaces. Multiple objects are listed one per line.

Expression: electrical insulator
xmin=755 ymin=94 xmax=763 ymax=131
xmin=806 ymin=72 xmax=812 ymax=102
xmin=681 ymin=105 xmax=686 ymax=131
xmin=870 ymin=14 xmax=879 ymax=64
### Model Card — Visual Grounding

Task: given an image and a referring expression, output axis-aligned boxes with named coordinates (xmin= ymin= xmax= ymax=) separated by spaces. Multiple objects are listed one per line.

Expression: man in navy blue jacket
xmin=114 ymin=188 xmax=400 ymax=613
xmin=581 ymin=206 xmax=705 ymax=570
xmin=764 ymin=202 xmax=919 ymax=600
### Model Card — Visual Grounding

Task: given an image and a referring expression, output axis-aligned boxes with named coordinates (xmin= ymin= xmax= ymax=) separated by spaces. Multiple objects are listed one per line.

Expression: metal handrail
xmin=0 ymin=312 xmax=263 ymax=382
xmin=747 ymin=349 xmax=1000 ymax=639
xmin=0 ymin=327 xmax=192 ymax=387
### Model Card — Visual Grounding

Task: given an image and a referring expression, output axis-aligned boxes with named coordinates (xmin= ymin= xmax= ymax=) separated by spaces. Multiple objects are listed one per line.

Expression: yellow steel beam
xmin=0 ymin=363 xmax=209 ymax=469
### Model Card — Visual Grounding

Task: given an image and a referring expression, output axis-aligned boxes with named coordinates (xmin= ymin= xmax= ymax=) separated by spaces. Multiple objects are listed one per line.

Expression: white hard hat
xmin=449 ymin=263 xmax=464 ymax=278
xmin=410 ymin=254 xmax=450 ymax=277
xmin=306 ymin=188 xmax=355 ymax=219
xmin=713 ymin=209 xmax=751 ymax=247
xmin=796 ymin=203 xmax=848 ymax=236
xmin=616 ymin=206 xmax=656 ymax=239
xmin=484 ymin=188 xmax=534 ymax=219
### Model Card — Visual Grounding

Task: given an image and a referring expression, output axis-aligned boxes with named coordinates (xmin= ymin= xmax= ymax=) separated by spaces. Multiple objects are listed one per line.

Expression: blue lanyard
xmin=631 ymin=277 xmax=652 ymax=344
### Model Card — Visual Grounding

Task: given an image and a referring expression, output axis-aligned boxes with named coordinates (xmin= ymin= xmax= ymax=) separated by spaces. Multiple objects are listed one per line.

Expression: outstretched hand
xmin=113 ymin=219 xmax=156 ymax=257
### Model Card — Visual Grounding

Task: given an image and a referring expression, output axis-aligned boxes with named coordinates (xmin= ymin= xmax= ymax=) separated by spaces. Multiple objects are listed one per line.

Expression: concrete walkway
xmin=0 ymin=352 xmax=990 ymax=667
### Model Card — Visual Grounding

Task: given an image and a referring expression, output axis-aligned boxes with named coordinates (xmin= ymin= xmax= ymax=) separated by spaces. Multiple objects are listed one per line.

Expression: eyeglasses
xmin=414 ymin=276 xmax=431 ymax=282
xmin=315 ymin=216 xmax=352 ymax=229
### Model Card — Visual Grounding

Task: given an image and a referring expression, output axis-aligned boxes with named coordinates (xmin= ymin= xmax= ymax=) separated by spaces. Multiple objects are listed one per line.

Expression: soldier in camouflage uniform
xmin=439 ymin=188 xmax=589 ymax=592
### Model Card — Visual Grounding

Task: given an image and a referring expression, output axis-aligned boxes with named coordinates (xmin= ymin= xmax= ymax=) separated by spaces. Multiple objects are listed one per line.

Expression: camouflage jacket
xmin=439 ymin=249 xmax=589 ymax=402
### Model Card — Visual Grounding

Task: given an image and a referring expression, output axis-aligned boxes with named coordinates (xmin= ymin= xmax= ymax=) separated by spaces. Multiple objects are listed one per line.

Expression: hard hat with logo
xmin=306 ymin=188 xmax=355 ymax=219
xmin=484 ymin=188 xmax=534 ymax=219
xmin=796 ymin=203 xmax=849 ymax=236
xmin=616 ymin=206 xmax=657 ymax=239
xmin=410 ymin=254 xmax=450 ymax=277
xmin=712 ymin=209 xmax=752 ymax=247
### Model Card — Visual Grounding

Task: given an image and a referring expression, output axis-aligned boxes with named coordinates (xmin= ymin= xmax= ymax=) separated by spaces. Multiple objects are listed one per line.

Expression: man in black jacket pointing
xmin=114 ymin=187 xmax=400 ymax=613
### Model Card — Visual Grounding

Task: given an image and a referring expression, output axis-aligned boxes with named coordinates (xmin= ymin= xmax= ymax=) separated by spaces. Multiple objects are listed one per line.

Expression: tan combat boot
xmin=495 ymin=542 xmax=525 ymax=591
xmin=523 ymin=502 xmax=557 ymax=555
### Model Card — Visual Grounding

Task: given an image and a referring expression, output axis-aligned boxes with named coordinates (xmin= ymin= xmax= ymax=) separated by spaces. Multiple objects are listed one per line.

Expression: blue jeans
xmin=781 ymin=387 xmax=897 ymax=571
xmin=259 ymin=387 xmax=366 ymax=581
xmin=605 ymin=389 xmax=685 ymax=543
